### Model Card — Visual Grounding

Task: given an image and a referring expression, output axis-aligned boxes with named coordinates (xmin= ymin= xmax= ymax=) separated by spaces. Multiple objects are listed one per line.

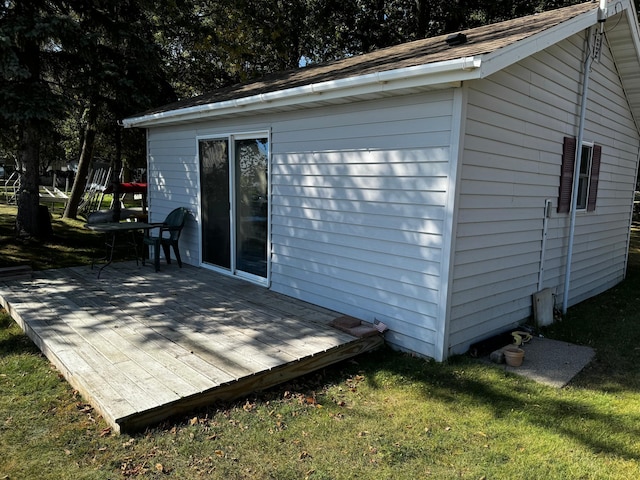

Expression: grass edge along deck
xmin=116 ymin=335 xmax=383 ymax=433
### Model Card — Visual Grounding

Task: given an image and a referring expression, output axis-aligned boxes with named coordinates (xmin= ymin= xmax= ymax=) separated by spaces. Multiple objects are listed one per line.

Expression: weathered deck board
xmin=0 ymin=261 xmax=383 ymax=433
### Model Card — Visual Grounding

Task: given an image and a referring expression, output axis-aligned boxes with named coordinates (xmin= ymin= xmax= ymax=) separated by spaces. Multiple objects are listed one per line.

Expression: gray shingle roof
xmin=135 ymin=2 xmax=597 ymax=118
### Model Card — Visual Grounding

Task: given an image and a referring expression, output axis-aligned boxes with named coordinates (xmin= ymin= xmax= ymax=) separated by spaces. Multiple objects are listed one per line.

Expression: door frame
xmin=196 ymin=130 xmax=271 ymax=286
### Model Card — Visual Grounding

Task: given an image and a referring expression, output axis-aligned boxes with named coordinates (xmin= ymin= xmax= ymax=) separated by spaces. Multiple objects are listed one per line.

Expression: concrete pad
xmin=502 ymin=337 xmax=595 ymax=388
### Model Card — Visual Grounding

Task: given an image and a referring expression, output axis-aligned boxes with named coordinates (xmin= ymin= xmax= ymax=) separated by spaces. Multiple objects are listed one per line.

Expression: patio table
xmin=85 ymin=222 xmax=154 ymax=278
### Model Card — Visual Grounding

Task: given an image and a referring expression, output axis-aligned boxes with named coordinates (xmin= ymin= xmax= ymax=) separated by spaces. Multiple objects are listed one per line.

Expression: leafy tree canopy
xmin=0 ymin=0 xmax=625 ymax=232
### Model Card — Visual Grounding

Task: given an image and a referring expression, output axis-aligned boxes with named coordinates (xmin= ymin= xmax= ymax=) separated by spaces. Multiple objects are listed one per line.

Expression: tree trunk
xmin=63 ymin=106 xmax=97 ymax=219
xmin=14 ymin=12 xmax=50 ymax=239
xmin=15 ymin=122 xmax=46 ymax=238
xmin=416 ymin=0 xmax=430 ymax=38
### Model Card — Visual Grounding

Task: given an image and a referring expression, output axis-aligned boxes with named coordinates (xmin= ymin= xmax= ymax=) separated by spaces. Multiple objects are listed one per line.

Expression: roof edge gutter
xmin=122 ymin=56 xmax=482 ymax=128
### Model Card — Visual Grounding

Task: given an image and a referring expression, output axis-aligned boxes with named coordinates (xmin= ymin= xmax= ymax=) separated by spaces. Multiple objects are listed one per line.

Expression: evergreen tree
xmin=0 ymin=0 xmax=74 ymax=237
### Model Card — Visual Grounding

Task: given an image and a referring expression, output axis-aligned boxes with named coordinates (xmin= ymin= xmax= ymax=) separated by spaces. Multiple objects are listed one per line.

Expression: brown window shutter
xmin=558 ymin=136 xmax=576 ymax=213
xmin=587 ymin=144 xmax=601 ymax=211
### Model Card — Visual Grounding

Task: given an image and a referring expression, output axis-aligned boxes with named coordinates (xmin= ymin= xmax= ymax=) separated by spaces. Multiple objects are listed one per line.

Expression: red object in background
xmin=104 ymin=182 xmax=147 ymax=194
xmin=104 ymin=182 xmax=148 ymax=214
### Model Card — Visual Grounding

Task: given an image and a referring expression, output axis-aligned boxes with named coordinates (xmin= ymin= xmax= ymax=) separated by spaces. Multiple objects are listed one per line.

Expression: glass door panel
xmin=235 ymin=138 xmax=269 ymax=278
xmin=199 ymin=138 xmax=231 ymax=269
xmin=199 ymin=134 xmax=269 ymax=281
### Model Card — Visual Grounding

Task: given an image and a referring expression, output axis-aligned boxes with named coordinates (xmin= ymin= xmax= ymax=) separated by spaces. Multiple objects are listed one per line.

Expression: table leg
xmin=129 ymin=231 xmax=140 ymax=266
xmin=89 ymin=226 xmax=146 ymax=278
xmin=90 ymin=232 xmax=117 ymax=279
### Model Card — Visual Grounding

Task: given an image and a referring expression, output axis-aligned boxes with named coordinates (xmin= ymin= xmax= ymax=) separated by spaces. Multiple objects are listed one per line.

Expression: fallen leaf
xmin=76 ymin=404 xmax=93 ymax=413
xmin=299 ymin=451 xmax=311 ymax=460
xmin=215 ymin=450 xmax=225 ymax=457
xmin=156 ymin=463 xmax=164 ymax=473
xmin=190 ymin=416 xmax=199 ymax=426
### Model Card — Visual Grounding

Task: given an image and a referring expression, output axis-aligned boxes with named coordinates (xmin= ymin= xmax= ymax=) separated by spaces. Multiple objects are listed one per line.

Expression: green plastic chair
xmin=142 ymin=207 xmax=189 ymax=272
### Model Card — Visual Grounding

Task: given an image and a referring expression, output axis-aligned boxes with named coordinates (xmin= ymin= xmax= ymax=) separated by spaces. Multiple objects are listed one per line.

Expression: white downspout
xmin=562 ymin=2 xmax=607 ymax=314
xmin=562 ymin=26 xmax=594 ymax=315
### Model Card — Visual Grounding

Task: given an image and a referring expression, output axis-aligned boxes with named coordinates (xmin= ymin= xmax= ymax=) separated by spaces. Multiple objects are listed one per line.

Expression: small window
xmin=557 ymin=137 xmax=601 ymax=213
xmin=576 ymin=144 xmax=593 ymax=210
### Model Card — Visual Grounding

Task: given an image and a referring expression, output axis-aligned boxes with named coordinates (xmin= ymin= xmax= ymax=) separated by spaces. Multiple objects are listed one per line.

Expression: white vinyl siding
xmin=146 ymin=92 xmax=456 ymax=359
xmin=146 ymin=126 xmax=200 ymax=265
xmin=269 ymin=92 xmax=455 ymax=359
xmin=143 ymin=23 xmax=640 ymax=361
xmin=449 ymin=30 xmax=640 ymax=353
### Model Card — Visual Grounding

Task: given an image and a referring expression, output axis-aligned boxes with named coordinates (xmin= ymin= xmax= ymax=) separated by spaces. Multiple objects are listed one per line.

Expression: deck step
xmin=330 ymin=315 xmax=380 ymax=338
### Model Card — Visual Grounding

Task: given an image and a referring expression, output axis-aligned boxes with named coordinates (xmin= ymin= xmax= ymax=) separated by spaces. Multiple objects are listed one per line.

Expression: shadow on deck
xmin=0 ymin=262 xmax=383 ymax=433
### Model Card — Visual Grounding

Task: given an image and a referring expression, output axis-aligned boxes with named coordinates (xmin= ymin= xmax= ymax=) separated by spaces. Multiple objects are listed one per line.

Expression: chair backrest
xmin=163 ymin=207 xmax=189 ymax=241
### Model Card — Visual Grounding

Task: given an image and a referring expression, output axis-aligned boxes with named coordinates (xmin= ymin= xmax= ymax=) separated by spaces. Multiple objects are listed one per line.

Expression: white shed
xmin=124 ymin=0 xmax=640 ymax=361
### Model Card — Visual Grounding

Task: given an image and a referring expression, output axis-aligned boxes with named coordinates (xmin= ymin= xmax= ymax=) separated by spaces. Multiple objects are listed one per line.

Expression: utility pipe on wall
xmin=561 ymin=26 xmax=595 ymax=315
xmin=562 ymin=2 xmax=608 ymax=314
xmin=538 ymin=199 xmax=552 ymax=291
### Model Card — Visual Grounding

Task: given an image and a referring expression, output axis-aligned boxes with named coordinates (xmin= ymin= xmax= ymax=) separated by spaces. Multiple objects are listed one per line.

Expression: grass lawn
xmin=1 ymin=204 xmax=640 ymax=479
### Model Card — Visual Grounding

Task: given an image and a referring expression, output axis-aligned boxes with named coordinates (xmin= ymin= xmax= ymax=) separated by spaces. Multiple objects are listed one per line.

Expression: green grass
xmin=0 ymin=204 xmax=103 ymax=269
xmin=1 ymin=206 xmax=640 ymax=479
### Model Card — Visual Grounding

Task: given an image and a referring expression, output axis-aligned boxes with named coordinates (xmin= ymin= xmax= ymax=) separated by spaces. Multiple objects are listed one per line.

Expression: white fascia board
xmin=621 ymin=0 xmax=640 ymax=61
xmin=612 ymin=0 xmax=640 ymax=131
xmin=479 ymin=5 xmax=603 ymax=78
xmin=122 ymin=56 xmax=481 ymax=128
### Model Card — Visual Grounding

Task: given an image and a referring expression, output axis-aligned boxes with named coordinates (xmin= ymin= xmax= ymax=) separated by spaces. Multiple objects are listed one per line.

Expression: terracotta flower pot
xmin=504 ymin=347 xmax=525 ymax=367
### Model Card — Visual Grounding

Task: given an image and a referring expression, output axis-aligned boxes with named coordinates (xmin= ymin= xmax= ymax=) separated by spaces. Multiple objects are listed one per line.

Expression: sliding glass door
xmin=199 ymin=134 xmax=269 ymax=282
xmin=200 ymin=139 xmax=231 ymax=270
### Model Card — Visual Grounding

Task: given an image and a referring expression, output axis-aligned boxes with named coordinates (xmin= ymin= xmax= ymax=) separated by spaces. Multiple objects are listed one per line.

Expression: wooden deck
xmin=0 ymin=262 xmax=383 ymax=433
